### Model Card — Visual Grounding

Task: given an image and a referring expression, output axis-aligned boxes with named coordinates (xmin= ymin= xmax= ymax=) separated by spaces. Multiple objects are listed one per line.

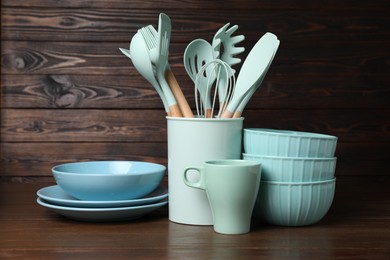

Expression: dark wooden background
xmin=1 ymin=0 xmax=389 ymax=182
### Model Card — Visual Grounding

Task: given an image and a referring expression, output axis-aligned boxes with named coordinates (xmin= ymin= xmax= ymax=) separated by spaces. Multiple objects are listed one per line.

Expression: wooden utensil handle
xmin=221 ymin=109 xmax=234 ymax=118
xmin=166 ymin=70 xmax=194 ymax=118
xmin=233 ymin=111 xmax=242 ymax=118
xmin=169 ymin=104 xmax=183 ymax=117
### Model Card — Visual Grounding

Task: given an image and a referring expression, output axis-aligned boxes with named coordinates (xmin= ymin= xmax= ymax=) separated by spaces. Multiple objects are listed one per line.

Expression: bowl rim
xmin=244 ymin=128 xmax=337 ymax=140
xmin=261 ymin=177 xmax=336 ymax=185
xmin=242 ymin=153 xmax=337 ymax=161
xmin=52 ymin=160 xmax=166 ymax=176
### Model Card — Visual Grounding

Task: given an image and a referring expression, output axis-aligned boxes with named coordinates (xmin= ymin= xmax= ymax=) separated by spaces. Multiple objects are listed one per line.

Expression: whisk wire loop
xmin=194 ymin=59 xmax=235 ymax=118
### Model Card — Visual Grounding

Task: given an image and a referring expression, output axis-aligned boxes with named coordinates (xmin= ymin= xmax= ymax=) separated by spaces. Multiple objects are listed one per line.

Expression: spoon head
xmin=183 ymin=39 xmax=215 ymax=81
xmin=129 ymin=32 xmax=159 ymax=86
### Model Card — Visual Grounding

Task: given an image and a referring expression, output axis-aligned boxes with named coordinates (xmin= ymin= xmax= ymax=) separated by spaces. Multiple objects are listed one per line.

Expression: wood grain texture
xmin=1 ymin=109 xmax=389 ymax=142
xmin=1 ymin=0 xmax=389 ymax=181
xmin=2 ymin=40 xmax=389 ymax=76
xmin=2 ymin=74 xmax=389 ymax=109
xmin=1 ymin=75 xmax=168 ymax=109
xmin=2 ymin=7 xmax=389 ymax=42
xmin=0 ymin=142 xmax=167 ymax=178
xmin=1 ymin=109 xmax=167 ymax=142
xmin=1 ymin=143 xmax=389 ymax=179
xmin=2 ymin=0 xmax=389 ymax=9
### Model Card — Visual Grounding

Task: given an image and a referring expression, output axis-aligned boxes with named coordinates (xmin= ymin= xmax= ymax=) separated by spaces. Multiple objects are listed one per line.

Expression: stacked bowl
xmin=36 ymin=161 xmax=168 ymax=222
xmin=243 ymin=129 xmax=338 ymax=226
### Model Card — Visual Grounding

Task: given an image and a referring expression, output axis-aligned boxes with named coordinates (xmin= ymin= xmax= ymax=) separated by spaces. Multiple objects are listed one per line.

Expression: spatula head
xmin=226 ymin=32 xmax=279 ymax=114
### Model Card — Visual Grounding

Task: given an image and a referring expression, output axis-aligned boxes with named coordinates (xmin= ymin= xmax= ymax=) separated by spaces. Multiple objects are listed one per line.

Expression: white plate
xmin=37 ymin=197 xmax=168 ymax=222
xmin=37 ymin=185 xmax=168 ymax=208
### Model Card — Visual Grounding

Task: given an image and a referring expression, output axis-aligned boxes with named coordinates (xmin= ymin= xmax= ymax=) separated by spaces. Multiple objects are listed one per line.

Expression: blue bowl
xmin=52 ymin=161 xmax=166 ymax=201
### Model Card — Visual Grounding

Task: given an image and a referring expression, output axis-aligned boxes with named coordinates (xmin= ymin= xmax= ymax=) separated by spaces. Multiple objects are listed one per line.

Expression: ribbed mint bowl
xmin=244 ymin=129 xmax=337 ymax=158
xmin=254 ymin=178 xmax=336 ymax=226
xmin=242 ymin=153 xmax=337 ymax=182
xmin=52 ymin=161 xmax=166 ymax=201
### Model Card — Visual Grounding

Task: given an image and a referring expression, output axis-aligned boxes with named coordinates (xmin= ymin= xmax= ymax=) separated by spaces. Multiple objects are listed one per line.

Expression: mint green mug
xmin=183 ymin=160 xmax=261 ymax=235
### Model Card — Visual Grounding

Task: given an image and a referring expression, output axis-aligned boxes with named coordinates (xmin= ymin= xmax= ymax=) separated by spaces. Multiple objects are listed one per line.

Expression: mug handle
xmin=183 ymin=167 xmax=205 ymax=190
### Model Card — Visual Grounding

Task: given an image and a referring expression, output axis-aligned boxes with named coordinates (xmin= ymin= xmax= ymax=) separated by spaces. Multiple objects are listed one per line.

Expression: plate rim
xmin=37 ymin=185 xmax=168 ymax=208
xmin=36 ymin=197 xmax=168 ymax=222
xmin=36 ymin=197 xmax=168 ymax=212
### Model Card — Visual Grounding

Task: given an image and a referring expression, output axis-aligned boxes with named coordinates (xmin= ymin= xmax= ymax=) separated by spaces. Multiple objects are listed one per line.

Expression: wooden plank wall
xmin=1 ymin=0 xmax=389 ymax=182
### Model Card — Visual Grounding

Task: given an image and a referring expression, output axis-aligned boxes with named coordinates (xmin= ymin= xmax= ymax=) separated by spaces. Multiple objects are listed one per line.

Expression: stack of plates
xmin=37 ymin=185 xmax=168 ymax=222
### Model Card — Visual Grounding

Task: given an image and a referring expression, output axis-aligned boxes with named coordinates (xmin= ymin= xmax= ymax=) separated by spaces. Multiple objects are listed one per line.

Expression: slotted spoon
xmin=155 ymin=13 xmax=182 ymax=117
xmin=121 ymin=33 xmax=170 ymax=115
xmin=183 ymin=39 xmax=216 ymax=117
xmin=140 ymin=23 xmax=193 ymax=117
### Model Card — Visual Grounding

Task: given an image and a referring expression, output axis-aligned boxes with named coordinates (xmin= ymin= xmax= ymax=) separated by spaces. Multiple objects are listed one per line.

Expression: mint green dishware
xmin=254 ymin=178 xmax=336 ymax=226
xmin=244 ymin=128 xmax=338 ymax=158
xmin=243 ymin=153 xmax=337 ymax=182
xmin=183 ymin=159 xmax=261 ymax=234
xmin=167 ymin=117 xmax=243 ymax=225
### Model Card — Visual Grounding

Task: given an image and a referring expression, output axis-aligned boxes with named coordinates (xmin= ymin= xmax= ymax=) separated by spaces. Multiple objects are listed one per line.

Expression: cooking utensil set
xmin=120 ymin=13 xmax=280 ymax=118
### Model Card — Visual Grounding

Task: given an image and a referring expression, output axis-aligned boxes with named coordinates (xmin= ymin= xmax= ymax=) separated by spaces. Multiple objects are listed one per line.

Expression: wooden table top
xmin=1 ymin=176 xmax=389 ymax=259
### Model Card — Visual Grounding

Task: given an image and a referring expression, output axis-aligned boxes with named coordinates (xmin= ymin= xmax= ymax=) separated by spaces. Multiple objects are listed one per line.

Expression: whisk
xmin=194 ymin=59 xmax=236 ymax=118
